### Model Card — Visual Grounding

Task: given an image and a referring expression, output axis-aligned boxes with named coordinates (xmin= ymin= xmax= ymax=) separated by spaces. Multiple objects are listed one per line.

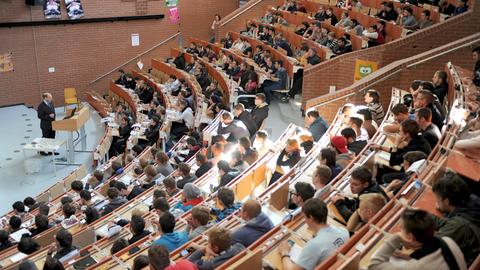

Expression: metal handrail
xmin=89 ymin=32 xmax=181 ymax=85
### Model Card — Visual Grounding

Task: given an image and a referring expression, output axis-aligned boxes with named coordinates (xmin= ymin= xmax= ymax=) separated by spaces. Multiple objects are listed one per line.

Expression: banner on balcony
xmin=169 ymin=7 xmax=179 ymax=24
xmin=354 ymin=59 xmax=378 ymax=81
xmin=44 ymin=0 xmax=61 ymax=19
xmin=0 ymin=53 xmax=14 ymax=73
xmin=65 ymin=0 xmax=85 ymax=19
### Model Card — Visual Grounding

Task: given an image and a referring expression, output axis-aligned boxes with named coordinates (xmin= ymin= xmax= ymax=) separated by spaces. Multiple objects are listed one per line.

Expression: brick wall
xmin=0 ymin=0 xmax=238 ymax=107
xmin=305 ymin=33 xmax=480 ymax=124
xmin=302 ymin=0 xmax=480 ymax=109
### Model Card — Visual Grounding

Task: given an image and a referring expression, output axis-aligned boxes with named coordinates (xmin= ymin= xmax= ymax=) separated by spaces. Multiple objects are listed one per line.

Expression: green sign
xmin=165 ymin=0 xmax=178 ymax=7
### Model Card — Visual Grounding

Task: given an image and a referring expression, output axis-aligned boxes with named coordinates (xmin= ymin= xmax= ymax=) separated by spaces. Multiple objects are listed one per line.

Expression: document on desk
xmin=377 ymin=151 xmax=391 ymax=162
xmin=10 ymin=228 xmax=31 ymax=242
xmin=9 ymin=252 xmax=28 ymax=263
xmin=290 ymin=244 xmax=303 ymax=262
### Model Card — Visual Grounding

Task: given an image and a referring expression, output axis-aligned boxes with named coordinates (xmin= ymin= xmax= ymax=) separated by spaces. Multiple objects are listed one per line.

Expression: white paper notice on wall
xmin=131 ymin=33 xmax=140 ymax=47
xmin=137 ymin=60 xmax=144 ymax=70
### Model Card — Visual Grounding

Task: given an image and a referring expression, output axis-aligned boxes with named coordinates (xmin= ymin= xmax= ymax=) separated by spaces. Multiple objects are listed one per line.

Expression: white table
xmin=23 ymin=138 xmax=66 ymax=175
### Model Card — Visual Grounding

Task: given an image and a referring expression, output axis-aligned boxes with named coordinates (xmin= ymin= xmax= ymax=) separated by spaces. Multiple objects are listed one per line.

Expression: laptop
xmin=63 ymin=107 xmax=77 ymax=120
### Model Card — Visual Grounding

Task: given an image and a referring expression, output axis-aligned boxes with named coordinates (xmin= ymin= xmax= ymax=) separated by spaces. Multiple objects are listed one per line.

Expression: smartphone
xmin=180 ymin=249 xmax=189 ymax=257
xmin=287 ymin=239 xmax=295 ymax=247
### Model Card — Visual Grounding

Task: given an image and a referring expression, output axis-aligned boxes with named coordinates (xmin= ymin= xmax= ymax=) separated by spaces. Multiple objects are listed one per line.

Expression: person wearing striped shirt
xmin=364 ymin=89 xmax=385 ymax=125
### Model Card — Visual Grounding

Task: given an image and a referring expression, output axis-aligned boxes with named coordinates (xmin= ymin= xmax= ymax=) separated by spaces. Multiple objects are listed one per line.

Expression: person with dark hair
xmin=18 ymin=236 xmax=40 ymax=254
xmin=175 ymin=163 xmax=198 ymax=189
xmin=368 ymin=209 xmax=467 ymax=269
xmin=289 ymin=182 xmax=315 ymax=216
xmin=432 ymin=172 xmax=480 ymax=266
xmin=188 ymin=227 xmax=245 ymax=269
xmin=18 ymin=260 xmax=38 ymax=270
xmin=234 ymin=103 xmax=257 ymax=136
xmin=133 ymin=255 xmax=150 ymax=270
xmin=0 ymin=230 xmax=13 ymax=251
xmin=417 ymin=10 xmax=433 ymax=30
xmin=414 ymin=90 xmax=445 ymax=129
xmin=382 ymin=151 xmax=428 ymax=196
xmin=140 ymin=115 xmax=162 ymax=147
xmin=152 ymin=212 xmax=188 ymax=252
xmin=43 ymin=255 xmax=65 ymax=270
xmin=84 ymin=207 xmax=100 ymax=224
xmin=250 ymin=94 xmax=269 ymax=130
xmin=384 ymin=103 xmax=410 ymax=134
xmin=186 ymin=206 xmax=212 ymax=240
xmin=111 ymin=238 xmax=129 ymax=254
xmin=432 ymin=70 xmax=448 ymax=104
xmin=357 ymin=108 xmax=378 ymax=139
xmin=149 ymin=245 xmax=197 ymax=270
xmin=23 ymin=197 xmax=38 ymax=212
xmin=152 ymin=197 xmax=170 ymax=217
xmin=473 ymin=46 xmax=480 ymax=86
xmin=262 ymin=60 xmax=288 ymax=104
xmin=215 ymin=161 xmax=240 ymax=190
xmin=51 ymin=229 xmax=79 ymax=263
xmin=312 ymin=165 xmax=333 ymax=199
xmin=377 ymin=1 xmax=398 ymax=22
xmin=79 ymin=190 xmax=92 ymax=208
xmin=348 ymin=116 xmax=369 ymax=142
xmin=129 ymin=215 xmax=151 ymax=245
xmin=60 ymin=196 xmax=73 ymax=206
xmin=364 ymin=89 xmax=384 ymax=125
xmin=332 ymin=166 xmax=388 ymax=222
xmin=37 ymin=93 xmax=56 ymax=150
xmin=341 ymin=127 xmax=366 ymax=155
xmin=163 ymin=176 xmax=180 ymax=197
xmin=12 ymin=201 xmax=26 ymax=217
xmin=9 ymin=215 xmax=22 ymax=233
xmin=38 ymin=203 xmax=50 ymax=216
xmin=194 ymin=153 xmax=212 ymax=179
xmin=30 ymin=214 xmax=51 ymax=236
xmin=305 ymin=110 xmax=329 ymax=142
xmin=453 ymin=0 xmax=468 ymax=15
xmin=217 ymin=111 xmax=250 ymax=143
xmin=101 ymin=187 xmax=128 ymax=216
xmin=70 ymin=180 xmax=83 ymax=194
xmin=416 ymin=107 xmax=441 ymax=149
xmin=278 ymin=198 xmax=349 ymax=270
xmin=319 ymin=148 xmax=342 ymax=180
xmin=374 ymin=119 xmax=431 ymax=167
xmin=210 ymin=187 xmax=242 ymax=222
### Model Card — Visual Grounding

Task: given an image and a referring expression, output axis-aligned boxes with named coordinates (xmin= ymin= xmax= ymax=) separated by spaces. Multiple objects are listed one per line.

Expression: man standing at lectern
xmin=37 ymin=92 xmax=57 ymax=155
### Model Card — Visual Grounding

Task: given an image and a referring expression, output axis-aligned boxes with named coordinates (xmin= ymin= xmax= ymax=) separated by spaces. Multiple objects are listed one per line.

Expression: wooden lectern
xmin=52 ymin=106 xmax=90 ymax=164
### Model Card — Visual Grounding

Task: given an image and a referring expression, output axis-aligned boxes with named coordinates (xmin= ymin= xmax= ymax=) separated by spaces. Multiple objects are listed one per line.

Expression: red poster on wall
xmin=65 ymin=0 xmax=85 ymax=19
xmin=44 ymin=0 xmax=61 ymax=19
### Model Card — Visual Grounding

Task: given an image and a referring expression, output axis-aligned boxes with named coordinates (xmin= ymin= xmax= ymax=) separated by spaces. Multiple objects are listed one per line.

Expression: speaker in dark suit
xmin=37 ymin=93 xmax=56 ymax=139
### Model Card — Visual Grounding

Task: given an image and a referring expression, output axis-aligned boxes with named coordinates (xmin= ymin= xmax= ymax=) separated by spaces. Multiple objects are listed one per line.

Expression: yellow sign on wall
xmin=0 ymin=52 xmax=14 ymax=73
xmin=354 ymin=59 xmax=378 ymax=81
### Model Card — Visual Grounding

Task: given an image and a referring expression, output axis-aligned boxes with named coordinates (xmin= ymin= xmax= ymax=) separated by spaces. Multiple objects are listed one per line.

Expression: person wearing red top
xmin=148 ymin=245 xmax=198 ymax=270
xmin=376 ymin=21 xmax=386 ymax=45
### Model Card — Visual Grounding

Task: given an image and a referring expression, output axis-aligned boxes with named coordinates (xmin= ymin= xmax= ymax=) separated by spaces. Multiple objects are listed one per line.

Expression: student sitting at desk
xmin=215 ymin=161 xmax=240 ymax=191
xmin=84 ymin=207 xmax=100 ymax=225
xmin=383 ymin=103 xmax=410 ymax=134
xmin=382 ymin=151 xmax=427 ymax=197
xmin=332 ymin=166 xmax=388 ymax=223
xmin=269 ymin=138 xmax=301 ymax=186
xmin=188 ymin=227 xmax=245 ymax=270
xmin=195 ymin=153 xmax=213 ymax=179
xmin=253 ymin=130 xmax=274 ymax=156
xmin=30 ymin=214 xmax=52 ymax=237
xmin=217 ymin=112 xmax=250 ymax=143
xmin=373 ymin=119 xmax=431 ymax=168
xmin=286 ymin=182 xmax=315 ymax=220
xmin=101 ymin=187 xmax=128 ymax=216
xmin=12 ymin=201 xmax=27 ymax=220
xmin=129 ymin=215 xmax=151 ymax=245
xmin=163 ymin=177 xmax=180 ymax=198
xmin=7 ymin=215 xmax=21 ymax=233
xmin=318 ymin=148 xmax=343 ymax=181
xmin=312 ymin=165 xmax=333 ymax=199
xmin=232 ymin=199 xmax=274 ymax=247
xmin=175 ymin=163 xmax=198 ymax=189
xmin=278 ymin=198 xmax=349 ymax=270
xmin=346 ymin=193 xmax=387 ymax=233
xmin=18 ymin=236 xmax=40 ymax=255
xmin=155 ymin=151 xmax=174 ymax=177
xmin=50 ymin=229 xmax=80 ymax=263
xmin=23 ymin=197 xmax=38 ymax=213
xmin=210 ymin=187 xmax=242 ymax=222
xmin=152 ymin=212 xmax=189 ymax=252
xmin=149 ymin=245 xmax=198 ymax=270
xmin=340 ymin=128 xmax=366 ymax=156
xmin=186 ymin=206 xmax=213 ymax=240
xmin=0 ymin=230 xmax=13 ymax=252
xmin=368 ymin=209 xmax=467 ymax=270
